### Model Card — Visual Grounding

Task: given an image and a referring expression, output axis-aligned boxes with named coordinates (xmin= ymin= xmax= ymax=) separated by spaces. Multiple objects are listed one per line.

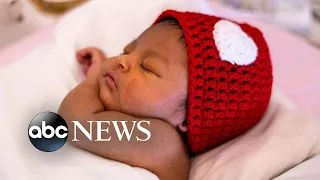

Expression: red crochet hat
xmin=154 ymin=10 xmax=273 ymax=154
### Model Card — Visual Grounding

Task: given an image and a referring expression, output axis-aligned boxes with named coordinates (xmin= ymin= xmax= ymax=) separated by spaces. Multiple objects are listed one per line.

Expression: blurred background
xmin=216 ymin=0 xmax=320 ymax=47
xmin=0 ymin=0 xmax=87 ymax=50
xmin=0 ymin=0 xmax=319 ymax=50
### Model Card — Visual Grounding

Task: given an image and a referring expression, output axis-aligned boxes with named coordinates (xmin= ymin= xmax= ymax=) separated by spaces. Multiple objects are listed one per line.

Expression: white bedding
xmin=0 ymin=0 xmax=319 ymax=180
xmin=190 ymin=89 xmax=320 ymax=180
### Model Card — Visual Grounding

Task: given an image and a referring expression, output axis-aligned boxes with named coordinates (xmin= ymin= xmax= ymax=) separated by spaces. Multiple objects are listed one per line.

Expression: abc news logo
xmin=28 ymin=112 xmax=151 ymax=152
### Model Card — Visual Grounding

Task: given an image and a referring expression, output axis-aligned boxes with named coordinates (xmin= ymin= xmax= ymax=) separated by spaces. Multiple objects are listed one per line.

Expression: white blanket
xmin=190 ymin=89 xmax=320 ymax=180
xmin=0 ymin=43 xmax=159 ymax=180
xmin=0 ymin=0 xmax=320 ymax=180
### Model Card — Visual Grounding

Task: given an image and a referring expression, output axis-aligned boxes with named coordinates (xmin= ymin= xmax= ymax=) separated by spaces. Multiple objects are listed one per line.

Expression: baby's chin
xmin=98 ymin=88 xmax=117 ymax=112
xmin=99 ymin=95 xmax=118 ymax=112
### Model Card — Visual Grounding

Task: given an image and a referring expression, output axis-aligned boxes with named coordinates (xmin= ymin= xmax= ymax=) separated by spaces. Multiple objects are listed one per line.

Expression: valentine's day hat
xmin=154 ymin=10 xmax=273 ymax=154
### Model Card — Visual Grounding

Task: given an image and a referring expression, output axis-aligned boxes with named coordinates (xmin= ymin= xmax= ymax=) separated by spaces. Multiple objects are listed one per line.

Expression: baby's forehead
xmin=139 ymin=21 xmax=182 ymax=43
xmin=123 ymin=20 xmax=187 ymax=68
xmin=136 ymin=22 xmax=184 ymax=54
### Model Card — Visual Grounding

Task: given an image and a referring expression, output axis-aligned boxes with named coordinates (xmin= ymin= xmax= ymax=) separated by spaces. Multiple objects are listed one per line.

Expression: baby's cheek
xmin=122 ymin=78 xmax=147 ymax=106
xmin=121 ymin=78 xmax=160 ymax=113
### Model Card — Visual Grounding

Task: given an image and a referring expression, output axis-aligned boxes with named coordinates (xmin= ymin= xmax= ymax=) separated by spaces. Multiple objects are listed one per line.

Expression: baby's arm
xmin=58 ymin=48 xmax=190 ymax=180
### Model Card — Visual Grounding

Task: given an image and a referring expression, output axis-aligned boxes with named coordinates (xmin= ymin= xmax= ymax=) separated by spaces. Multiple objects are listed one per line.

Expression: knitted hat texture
xmin=154 ymin=10 xmax=273 ymax=154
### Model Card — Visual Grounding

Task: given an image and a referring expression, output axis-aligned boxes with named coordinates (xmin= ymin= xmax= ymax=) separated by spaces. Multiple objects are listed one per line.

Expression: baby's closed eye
xmin=141 ymin=61 xmax=159 ymax=76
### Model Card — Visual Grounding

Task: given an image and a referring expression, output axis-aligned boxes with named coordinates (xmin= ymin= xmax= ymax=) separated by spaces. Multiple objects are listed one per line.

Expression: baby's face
xmin=97 ymin=21 xmax=188 ymax=130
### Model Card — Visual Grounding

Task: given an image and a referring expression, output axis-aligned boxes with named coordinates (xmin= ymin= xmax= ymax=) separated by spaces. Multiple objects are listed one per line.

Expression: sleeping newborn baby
xmin=58 ymin=10 xmax=273 ymax=180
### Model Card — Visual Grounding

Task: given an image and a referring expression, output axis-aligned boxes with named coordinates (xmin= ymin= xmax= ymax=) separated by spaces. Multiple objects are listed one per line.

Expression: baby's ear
xmin=178 ymin=121 xmax=188 ymax=132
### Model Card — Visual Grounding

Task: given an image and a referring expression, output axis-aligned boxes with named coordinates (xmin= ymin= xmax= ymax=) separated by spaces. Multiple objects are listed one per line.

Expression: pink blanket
xmin=0 ymin=27 xmax=53 ymax=66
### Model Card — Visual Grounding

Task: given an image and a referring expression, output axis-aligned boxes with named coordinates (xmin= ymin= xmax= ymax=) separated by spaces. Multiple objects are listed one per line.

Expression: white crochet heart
xmin=213 ymin=20 xmax=258 ymax=66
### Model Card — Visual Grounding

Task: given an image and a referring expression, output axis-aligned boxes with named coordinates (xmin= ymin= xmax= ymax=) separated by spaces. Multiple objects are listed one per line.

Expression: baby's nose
xmin=116 ymin=56 xmax=131 ymax=72
xmin=101 ymin=56 xmax=130 ymax=73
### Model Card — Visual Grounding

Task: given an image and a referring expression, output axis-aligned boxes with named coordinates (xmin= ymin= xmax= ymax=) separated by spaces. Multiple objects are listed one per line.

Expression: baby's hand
xmin=76 ymin=47 xmax=107 ymax=78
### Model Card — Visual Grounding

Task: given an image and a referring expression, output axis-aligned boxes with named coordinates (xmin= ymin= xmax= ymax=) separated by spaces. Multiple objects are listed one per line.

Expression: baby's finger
xmin=77 ymin=52 xmax=92 ymax=64
xmin=76 ymin=51 xmax=86 ymax=61
xmin=76 ymin=47 xmax=93 ymax=57
xmin=82 ymin=64 xmax=90 ymax=76
xmin=76 ymin=49 xmax=88 ymax=57
xmin=77 ymin=56 xmax=87 ymax=64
